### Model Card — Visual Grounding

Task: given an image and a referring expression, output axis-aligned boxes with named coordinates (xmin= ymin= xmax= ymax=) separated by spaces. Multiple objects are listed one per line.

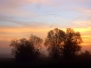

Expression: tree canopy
xmin=63 ymin=28 xmax=82 ymax=59
xmin=10 ymin=28 xmax=82 ymax=60
xmin=44 ymin=28 xmax=82 ymax=59
xmin=44 ymin=28 xmax=65 ymax=59
xmin=10 ymin=34 xmax=43 ymax=61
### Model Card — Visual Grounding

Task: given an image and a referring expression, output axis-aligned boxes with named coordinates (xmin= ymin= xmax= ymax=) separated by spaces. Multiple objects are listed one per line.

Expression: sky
xmin=0 ymin=0 xmax=91 ymax=54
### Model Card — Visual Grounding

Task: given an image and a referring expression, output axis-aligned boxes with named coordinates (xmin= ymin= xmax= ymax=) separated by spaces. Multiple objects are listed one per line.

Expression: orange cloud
xmin=0 ymin=27 xmax=48 ymax=33
xmin=74 ymin=27 xmax=91 ymax=33
xmin=0 ymin=26 xmax=91 ymax=36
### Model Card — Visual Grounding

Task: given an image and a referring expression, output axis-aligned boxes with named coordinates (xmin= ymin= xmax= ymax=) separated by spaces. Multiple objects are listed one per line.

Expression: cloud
xmin=0 ymin=26 xmax=50 ymax=33
xmin=0 ymin=14 xmax=48 ymax=28
xmin=76 ymin=8 xmax=91 ymax=15
xmin=28 ymin=0 xmax=48 ymax=3
xmin=78 ymin=0 xmax=91 ymax=2
xmin=0 ymin=0 xmax=28 ymax=8
xmin=73 ymin=27 xmax=91 ymax=46
xmin=72 ymin=20 xmax=91 ymax=29
xmin=0 ymin=0 xmax=63 ymax=12
xmin=82 ymin=35 xmax=91 ymax=40
xmin=0 ymin=0 xmax=90 ymax=9
xmin=0 ymin=0 xmax=91 ymax=18
xmin=0 ymin=0 xmax=51 ymax=9
xmin=28 ymin=0 xmax=61 ymax=7
xmin=73 ymin=20 xmax=91 ymax=27
xmin=0 ymin=0 xmax=35 ymax=18
xmin=0 ymin=9 xmax=34 ymax=18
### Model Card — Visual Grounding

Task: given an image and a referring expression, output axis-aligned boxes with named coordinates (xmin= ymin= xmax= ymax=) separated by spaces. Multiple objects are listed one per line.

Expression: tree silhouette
xmin=10 ymin=35 xmax=43 ymax=61
xmin=63 ymin=28 xmax=82 ymax=59
xmin=80 ymin=50 xmax=91 ymax=59
xmin=29 ymin=34 xmax=43 ymax=52
xmin=44 ymin=28 xmax=65 ymax=59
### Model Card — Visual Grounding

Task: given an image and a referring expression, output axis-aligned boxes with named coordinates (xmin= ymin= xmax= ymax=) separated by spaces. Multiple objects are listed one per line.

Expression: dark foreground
xmin=0 ymin=57 xmax=91 ymax=67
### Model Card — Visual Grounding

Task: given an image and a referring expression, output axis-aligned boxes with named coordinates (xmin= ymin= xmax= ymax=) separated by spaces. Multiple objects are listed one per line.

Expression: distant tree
xmin=10 ymin=35 xmax=43 ymax=61
xmin=44 ymin=28 xmax=65 ymax=59
xmin=63 ymin=28 xmax=82 ymax=59
xmin=29 ymin=34 xmax=43 ymax=52
xmin=80 ymin=50 xmax=91 ymax=59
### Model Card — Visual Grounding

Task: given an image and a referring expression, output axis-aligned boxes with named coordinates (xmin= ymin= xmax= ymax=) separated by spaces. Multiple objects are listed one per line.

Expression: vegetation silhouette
xmin=1 ymin=28 xmax=91 ymax=67
xmin=79 ymin=50 xmax=91 ymax=60
xmin=63 ymin=28 xmax=82 ymax=59
xmin=10 ymin=34 xmax=43 ymax=62
xmin=44 ymin=28 xmax=82 ymax=59
xmin=44 ymin=28 xmax=65 ymax=59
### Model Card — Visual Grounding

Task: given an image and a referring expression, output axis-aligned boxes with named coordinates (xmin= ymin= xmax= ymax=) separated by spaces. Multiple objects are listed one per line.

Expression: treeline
xmin=10 ymin=28 xmax=91 ymax=62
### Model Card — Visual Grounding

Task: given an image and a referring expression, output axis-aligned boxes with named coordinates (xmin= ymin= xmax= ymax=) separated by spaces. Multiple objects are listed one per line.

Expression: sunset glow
xmin=0 ymin=0 xmax=91 ymax=54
